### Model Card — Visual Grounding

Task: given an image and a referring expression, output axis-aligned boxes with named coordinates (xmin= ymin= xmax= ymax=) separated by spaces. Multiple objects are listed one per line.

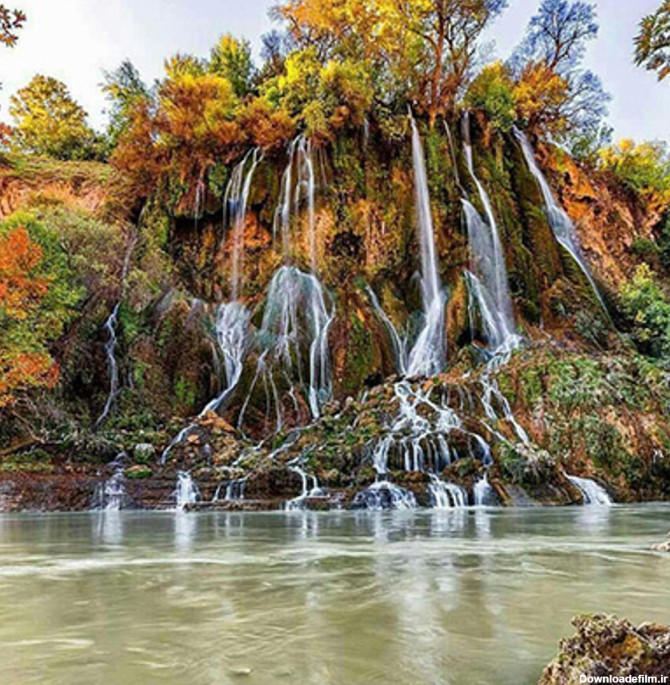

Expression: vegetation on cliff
xmin=1 ymin=0 xmax=670 ymax=509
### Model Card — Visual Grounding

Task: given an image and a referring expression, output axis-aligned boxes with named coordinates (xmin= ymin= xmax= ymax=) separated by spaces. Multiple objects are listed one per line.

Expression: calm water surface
xmin=0 ymin=506 xmax=669 ymax=685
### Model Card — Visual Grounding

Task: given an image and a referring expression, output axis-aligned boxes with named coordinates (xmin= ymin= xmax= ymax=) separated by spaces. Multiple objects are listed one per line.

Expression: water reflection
xmin=0 ymin=506 xmax=667 ymax=685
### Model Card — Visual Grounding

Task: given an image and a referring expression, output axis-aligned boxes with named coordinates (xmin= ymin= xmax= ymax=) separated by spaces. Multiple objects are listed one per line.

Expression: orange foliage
xmin=0 ymin=226 xmax=59 ymax=408
xmin=0 ymin=352 xmax=58 ymax=408
xmin=0 ymin=226 xmax=49 ymax=319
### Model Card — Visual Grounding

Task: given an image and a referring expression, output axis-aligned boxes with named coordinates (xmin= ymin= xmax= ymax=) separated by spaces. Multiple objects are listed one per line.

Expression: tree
xmin=635 ymin=1 xmax=670 ymax=82
xmin=102 ymin=60 xmax=150 ymax=146
xmin=0 ymin=226 xmax=56 ymax=409
xmin=511 ymin=0 xmax=610 ymax=153
xmin=9 ymin=75 xmax=97 ymax=159
xmin=0 ymin=4 xmax=25 ymax=47
xmin=112 ymin=59 xmax=244 ymax=200
xmin=275 ymin=0 xmax=507 ymax=125
xmin=599 ymin=139 xmax=670 ymax=209
xmin=209 ymin=34 xmax=255 ymax=98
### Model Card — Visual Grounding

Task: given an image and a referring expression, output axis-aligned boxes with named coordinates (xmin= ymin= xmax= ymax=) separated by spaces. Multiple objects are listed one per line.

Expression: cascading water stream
xmin=95 ymin=234 xmax=137 ymax=428
xmin=473 ymin=475 xmax=494 ymax=506
xmin=406 ymin=115 xmax=447 ymax=377
xmin=223 ymin=148 xmax=262 ymax=299
xmin=513 ymin=127 xmax=608 ymax=315
xmin=285 ymin=464 xmax=325 ymax=510
xmin=462 ymin=113 xmax=519 ymax=351
xmin=173 ymin=471 xmax=200 ymax=510
xmin=428 ymin=475 xmax=468 ymax=508
xmin=365 ymin=285 xmax=408 ymax=375
xmin=567 ymin=475 xmax=613 ymax=506
xmin=93 ymin=467 xmax=128 ymax=511
xmin=161 ymin=302 xmax=250 ymax=462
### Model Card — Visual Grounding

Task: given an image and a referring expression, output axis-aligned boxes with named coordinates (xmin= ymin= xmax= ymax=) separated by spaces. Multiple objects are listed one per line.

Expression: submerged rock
xmin=652 ymin=533 xmax=670 ymax=552
xmin=539 ymin=614 xmax=670 ymax=684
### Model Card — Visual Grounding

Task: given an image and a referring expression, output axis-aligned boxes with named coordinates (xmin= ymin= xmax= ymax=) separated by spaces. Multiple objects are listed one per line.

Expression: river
xmin=0 ymin=506 xmax=668 ymax=684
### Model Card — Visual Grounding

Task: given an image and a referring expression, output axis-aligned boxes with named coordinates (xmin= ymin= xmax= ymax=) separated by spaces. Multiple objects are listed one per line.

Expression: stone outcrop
xmin=539 ymin=615 xmax=670 ymax=684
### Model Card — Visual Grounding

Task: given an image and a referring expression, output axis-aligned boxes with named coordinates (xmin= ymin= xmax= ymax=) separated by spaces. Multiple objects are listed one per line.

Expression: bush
xmin=619 ymin=264 xmax=670 ymax=357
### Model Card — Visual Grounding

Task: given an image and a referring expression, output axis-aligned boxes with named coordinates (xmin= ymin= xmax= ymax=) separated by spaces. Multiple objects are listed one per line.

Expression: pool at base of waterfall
xmin=0 ymin=506 xmax=668 ymax=685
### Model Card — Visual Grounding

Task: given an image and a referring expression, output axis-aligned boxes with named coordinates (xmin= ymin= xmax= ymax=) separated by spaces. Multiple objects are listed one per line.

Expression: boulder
xmin=539 ymin=614 xmax=670 ymax=684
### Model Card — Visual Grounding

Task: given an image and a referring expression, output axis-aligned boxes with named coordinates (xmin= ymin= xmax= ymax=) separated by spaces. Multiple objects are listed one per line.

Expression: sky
xmin=0 ymin=0 xmax=668 ymax=142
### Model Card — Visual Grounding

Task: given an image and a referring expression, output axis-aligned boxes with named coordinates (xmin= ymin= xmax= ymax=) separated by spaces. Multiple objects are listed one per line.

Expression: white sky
xmin=0 ymin=0 xmax=668 ymax=142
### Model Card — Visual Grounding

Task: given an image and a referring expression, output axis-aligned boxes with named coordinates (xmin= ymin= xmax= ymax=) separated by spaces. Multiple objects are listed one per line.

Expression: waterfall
xmin=273 ymin=135 xmax=317 ymax=267
xmin=93 ymin=467 xmax=128 ymax=511
xmin=567 ymin=475 xmax=613 ymax=506
xmin=274 ymin=139 xmax=297 ymax=259
xmin=462 ymin=113 xmax=519 ymax=351
xmin=241 ymin=266 xmax=334 ymax=428
xmin=473 ymin=475 xmax=494 ymax=506
xmin=95 ymin=303 xmax=121 ymax=428
xmin=406 ymin=115 xmax=447 ymax=377
xmin=352 ymin=481 xmax=418 ymax=511
xmin=95 ymin=234 xmax=137 ymax=428
xmin=513 ymin=127 xmax=608 ymax=314
xmin=223 ymin=148 xmax=262 ymax=299
xmin=294 ymin=137 xmax=317 ymax=271
xmin=173 ymin=471 xmax=200 ymax=509
xmin=365 ymin=285 xmax=408 ymax=375
xmin=161 ymin=301 xmax=250 ymax=462
xmin=285 ymin=464 xmax=325 ymax=510
xmin=428 ymin=475 xmax=468 ymax=508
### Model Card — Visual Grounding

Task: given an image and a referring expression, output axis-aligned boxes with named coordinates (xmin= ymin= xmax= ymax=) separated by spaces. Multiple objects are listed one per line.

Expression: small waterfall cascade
xmin=274 ymin=139 xmax=297 ymax=259
xmin=406 ymin=115 xmax=447 ymax=377
xmin=202 ymin=302 xmax=251 ymax=414
xmin=223 ymin=148 xmax=262 ymax=299
xmin=173 ymin=471 xmax=200 ymax=510
xmin=93 ymin=467 xmax=128 ymax=511
xmin=567 ymin=475 xmax=613 ymax=506
xmin=513 ymin=127 xmax=608 ymax=314
xmin=462 ymin=113 xmax=519 ymax=351
xmin=273 ymin=135 xmax=318 ymax=267
xmin=294 ymin=136 xmax=317 ymax=271
xmin=473 ymin=475 xmax=494 ymax=506
xmin=352 ymin=481 xmax=418 ymax=511
xmin=161 ymin=301 xmax=251 ymax=462
xmin=285 ymin=464 xmax=326 ymax=510
xmin=238 ymin=266 xmax=334 ymax=431
xmin=355 ymin=381 xmax=495 ymax=510
xmin=224 ymin=476 xmax=248 ymax=501
xmin=428 ymin=475 xmax=468 ymax=508
xmin=365 ymin=285 xmax=408 ymax=375
xmin=95 ymin=234 xmax=137 ymax=428
xmin=95 ymin=303 xmax=121 ymax=429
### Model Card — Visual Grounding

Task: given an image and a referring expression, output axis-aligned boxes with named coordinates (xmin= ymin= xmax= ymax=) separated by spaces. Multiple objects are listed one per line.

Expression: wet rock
xmin=133 ymin=443 xmax=156 ymax=463
xmin=652 ymin=533 xmax=670 ymax=552
xmin=539 ymin=614 xmax=670 ymax=684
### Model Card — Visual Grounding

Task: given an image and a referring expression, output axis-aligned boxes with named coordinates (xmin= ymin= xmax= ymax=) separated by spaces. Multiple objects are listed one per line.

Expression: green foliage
xmin=102 ymin=60 xmax=150 ymax=147
xmin=465 ymin=62 xmax=516 ymax=132
xmin=9 ymin=75 xmax=100 ymax=160
xmin=620 ymin=264 xmax=670 ymax=357
xmin=209 ymin=34 xmax=255 ymax=98
xmin=599 ymin=139 xmax=670 ymax=206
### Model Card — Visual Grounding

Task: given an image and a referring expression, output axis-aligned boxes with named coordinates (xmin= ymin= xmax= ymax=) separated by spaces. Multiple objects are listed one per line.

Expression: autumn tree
xmin=102 ymin=60 xmax=151 ymax=147
xmin=9 ymin=75 xmax=98 ymax=160
xmin=210 ymin=34 xmax=255 ymax=97
xmin=275 ymin=0 xmax=507 ymax=125
xmin=599 ymin=139 xmax=670 ymax=210
xmin=0 ymin=4 xmax=25 ymax=47
xmin=511 ymin=0 xmax=610 ymax=154
xmin=0 ymin=226 xmax=57 ymax=409
xmin=635 ymin=1 xmax=670 ymax=82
